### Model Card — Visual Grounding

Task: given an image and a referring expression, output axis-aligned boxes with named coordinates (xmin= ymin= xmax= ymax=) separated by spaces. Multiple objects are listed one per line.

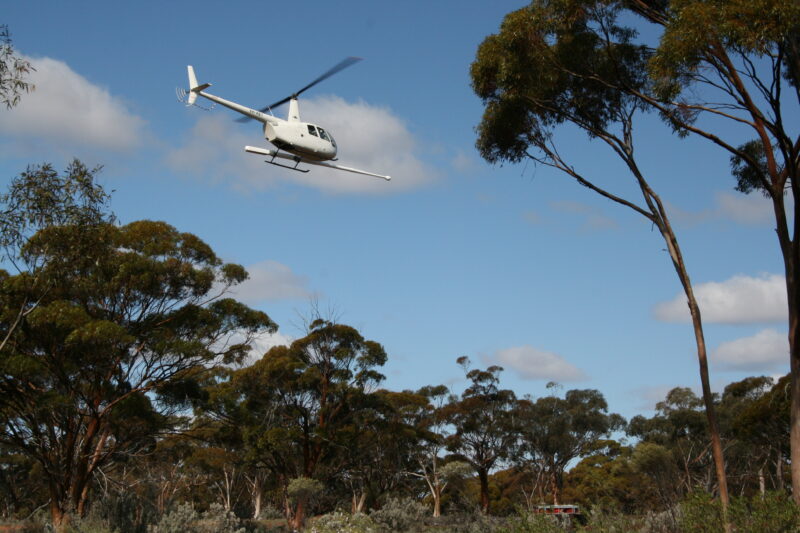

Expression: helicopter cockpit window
xmin=317 ymin=127 xmax=331 ymax=142
xmin=307 ymin=125 xmax=318 ymax=137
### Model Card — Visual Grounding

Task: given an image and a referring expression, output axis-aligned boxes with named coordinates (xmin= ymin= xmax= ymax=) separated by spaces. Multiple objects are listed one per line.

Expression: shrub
xmin=369 ymin=497 xmax=428 ymax=532
xmin=678 ymin=492 xmax=724 ymax=533
xmin=497 ymin=512 xmax=564 ymax=533
xmin=148 ymin=502 xmax=199 ymax=533
xmin=679 ymin=491 xmax=800 ymax=533
xmin=254 ymin=503 xmax=283 ymax=521
xmin=310 ymin=511 xmax=378 ymax=533
xmin=436 ymin=511 xmax=502 ymax=533
xmin=287 ymin=477 xmax=324 ymax=501
xmin=729 ymin=491 xmax=800 ymax=533
xmin=197 ymin=503 xmax=246 ymax=533
xmin=580 ymin=509 xmax=644 ymax=532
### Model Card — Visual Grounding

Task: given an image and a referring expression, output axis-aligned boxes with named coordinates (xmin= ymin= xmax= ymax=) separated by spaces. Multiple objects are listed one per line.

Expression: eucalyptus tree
xmin=726 ymin=375 xmax=790 ymax=494
xmin=400 ymin=384 xmax=471 ymax=518
xmin=0 ymin=162 xmax=276 ymax=530
xmin=471 ymin=0 xmax=731 ymax=509
xmin=628 ymin=388 xmax=713 ymax=495
xmin=229 ymin=319 xmax=387 ymax=530
xmin=444 ymin=357 xmax=518 ymax=514
xmin=622 ymin=0 xmax=800 ymax=502
xmin=515 ymin=386 xmax=625 ymax=505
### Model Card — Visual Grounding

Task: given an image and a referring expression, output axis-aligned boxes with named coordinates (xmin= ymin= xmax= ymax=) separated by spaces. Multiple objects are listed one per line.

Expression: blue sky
xmin=1 ymin=0 xmax=791 ymax=421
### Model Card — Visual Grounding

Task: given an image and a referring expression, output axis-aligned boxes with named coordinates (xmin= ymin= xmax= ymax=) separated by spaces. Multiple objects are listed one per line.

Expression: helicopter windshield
xmin=317 ymin=127 xmax=333 ymax=145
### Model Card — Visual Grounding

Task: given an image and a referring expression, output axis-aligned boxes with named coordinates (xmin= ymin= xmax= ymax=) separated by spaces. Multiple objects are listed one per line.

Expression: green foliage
xmin=471 ymin=0 xmax=651 ymax=163
xmin=731 ymin=140 xmax=772 ymax=197
xmin=147 ymin=502 xmax=245 ymax=533
xmin=497 ymin=513 xmax=564 ymax=533
xmin=445 ymin=358 xmax=518 ymax=513
xmin=287 ymin=477 xmax=324 ymax=501
xmin=729 ymin=491 xmax=800 ymax=532
xmin=310 ymin=511 xmax=378 ymax=533
xmin=0 ymin=160 xmax=111 ymax=256
xmin=679 ymin=491 xmax=800 ymax=533
xmin=148 ymin=502 xmax=199 ymax=533
xmin=0 ymin=24 xmax=34 ymax=109
xmin=198 ymin=504 xmax=247 ymax=533
xmin=439 ymin=512 xmax=501 ymax=533
xmin=441 ymin=461 xmax=474 ymax=481
xmin=0 ymin=162 xmax=276 ymax=525
xmin=563 ymin=440 xmax=658 ymax=513
xmin=648 ymin=0 xmax=800 ymax=98
xmin=369 ymin=497 xmax=428 ymax=531
xmin=516 ymin=387 xmax=625 ymax=505
xmin=580 ymin=508 xmax=644 ymax=532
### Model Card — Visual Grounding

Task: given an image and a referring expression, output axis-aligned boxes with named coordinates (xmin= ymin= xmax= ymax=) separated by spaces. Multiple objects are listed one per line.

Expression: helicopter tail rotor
xmin=177 ymin=66 xmax=216 ymax=110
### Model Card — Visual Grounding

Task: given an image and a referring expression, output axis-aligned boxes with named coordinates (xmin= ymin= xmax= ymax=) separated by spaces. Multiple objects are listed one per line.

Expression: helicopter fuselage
xmin=263 ymin=119 xmax=337 ymax=162
xmin=191 ymin=88 xmax=338 ymax=161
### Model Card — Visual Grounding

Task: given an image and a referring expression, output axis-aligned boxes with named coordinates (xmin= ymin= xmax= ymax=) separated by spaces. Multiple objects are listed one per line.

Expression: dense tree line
xmin=0 ymin=163 xmax=793 ymax=532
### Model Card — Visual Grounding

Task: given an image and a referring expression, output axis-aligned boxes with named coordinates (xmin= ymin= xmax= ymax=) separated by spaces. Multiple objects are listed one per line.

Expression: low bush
xmin=679 ymin=491 xmax=800 ymax=533
xmin=310 ymin=511 xmax=378 ymax=533
xmin=369 ymin=497 xmax=428 ymax=532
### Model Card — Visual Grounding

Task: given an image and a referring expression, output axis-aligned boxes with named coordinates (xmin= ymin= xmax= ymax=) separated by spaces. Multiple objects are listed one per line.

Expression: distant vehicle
xmin=177 ymin=57 xmax=391 ymax=181
xmin=534 ymin=504 xmax=581 ymax=516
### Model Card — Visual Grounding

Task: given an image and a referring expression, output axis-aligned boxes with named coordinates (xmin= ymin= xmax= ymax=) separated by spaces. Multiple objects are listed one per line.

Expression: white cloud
xmin=167 ymin=95 xmax=437 ymax=194
xmin=228 ymin=260 xmax=312 ymax=304
xmin=667 ymin=191 xmax=782 ymax=227
xmin=631 ymin=385 xmax=678 ymax=412
xmin=490 ymin=345 xmax=587 ymax=381
xmin=0 ymin=55 xmax=146 ymax=152
xmin=550 ymin=200 xmax=617 ymax=230
xmin=247 ymin=330 xmax=294 ymax=362
xmin=714 ymin=191 xmax=775 ymax=225
xmin=712 ymin=329 xmax=788 ymax=371
xmin=220 ymin=329 xmax=294 ymax=367
xmin=451 ymin=150 xmax=480 ymax=174
xmin=653 ymin=274 xmax=787 ymax=324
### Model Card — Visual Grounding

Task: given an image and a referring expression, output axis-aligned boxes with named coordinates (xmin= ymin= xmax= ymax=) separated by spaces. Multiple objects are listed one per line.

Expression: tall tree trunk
xmin=250 ymin=474 xmax=262 ymax=520
xmin=50 ymin=502 xmax=69 ymax=533
xmin=289 ymin=497 xmax=307 ymax=531
xmin=790 ymin=300 xmax=800 ymax=505
xmin=773 ymin=190 xmax=798 ymax=503
xmin=550 ymin=471 xmax=560 ymax=505
xmin=351 ymin=491 xmax=366 ymax=514
xmin=654 ymin=200 xmax=730 ymax=522
xmin=432 ymin=487 xmax=442 ymax=518
xmin=478 ymin=469 xmax=490 ymax=514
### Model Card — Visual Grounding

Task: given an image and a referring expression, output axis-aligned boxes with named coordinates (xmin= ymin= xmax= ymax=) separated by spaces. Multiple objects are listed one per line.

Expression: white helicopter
xmin=178 ymin=57 xmax=391 ymax=181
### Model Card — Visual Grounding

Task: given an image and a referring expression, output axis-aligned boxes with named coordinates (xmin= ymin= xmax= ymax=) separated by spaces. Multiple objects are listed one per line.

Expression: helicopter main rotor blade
xmin=293 ymin=56 xmax=362 ymax=100
xmin=236 ymin=57 xmax=363 ymax=123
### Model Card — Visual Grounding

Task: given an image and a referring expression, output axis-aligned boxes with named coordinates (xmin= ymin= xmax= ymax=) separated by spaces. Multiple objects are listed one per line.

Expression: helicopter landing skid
xmin=263 ymin=151 xmax=309 ymax=173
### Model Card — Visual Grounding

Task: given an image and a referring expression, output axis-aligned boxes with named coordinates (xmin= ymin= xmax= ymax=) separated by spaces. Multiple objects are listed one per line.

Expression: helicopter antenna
xmin=236 ymin=57 xmax=362 ymax=123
